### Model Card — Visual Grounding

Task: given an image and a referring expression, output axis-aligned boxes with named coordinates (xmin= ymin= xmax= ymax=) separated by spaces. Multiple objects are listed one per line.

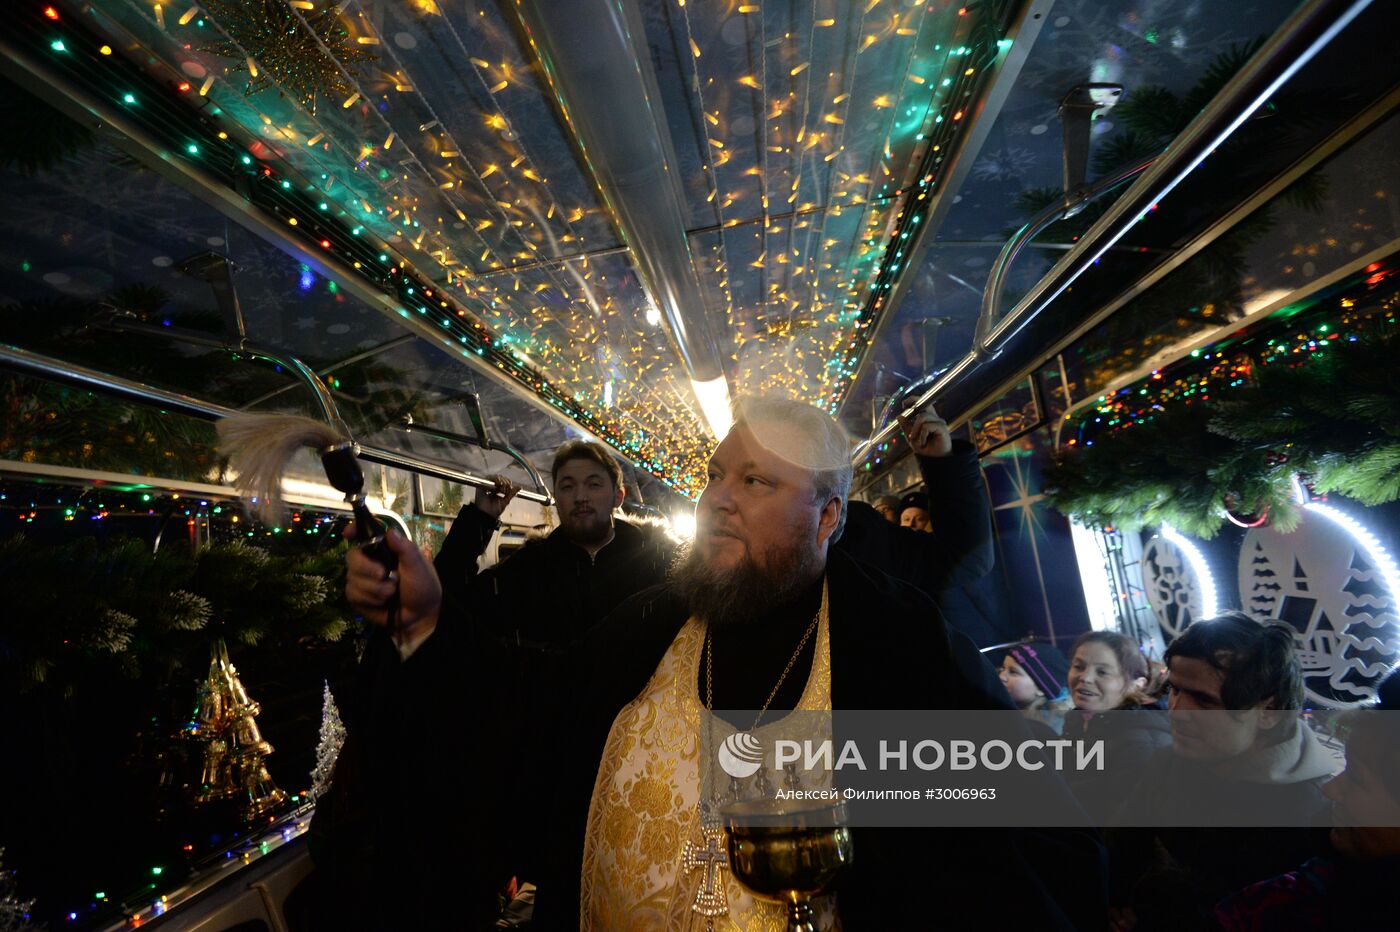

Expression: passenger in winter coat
xmin=1210 ymin=666 xmax=1400 ymax=932
xmin=434 ymin=439 xmax=678 ymax=653
xmin=1109 ymin=613 xmax=1337 ymax=932
xmin=1063 ymin=631 xmax=1172 ymax=822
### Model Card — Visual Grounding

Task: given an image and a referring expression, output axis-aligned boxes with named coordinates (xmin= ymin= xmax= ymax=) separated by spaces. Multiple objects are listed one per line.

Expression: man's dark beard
xmin=670 ymin=536 xmax=822 ymax=628
xmin=561 ymin=510 xmax=612 ymax=545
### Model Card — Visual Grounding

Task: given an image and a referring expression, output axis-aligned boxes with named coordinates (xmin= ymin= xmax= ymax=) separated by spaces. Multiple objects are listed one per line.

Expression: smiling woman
xmin=1060 ymin=631 xmax=1171 ymax=822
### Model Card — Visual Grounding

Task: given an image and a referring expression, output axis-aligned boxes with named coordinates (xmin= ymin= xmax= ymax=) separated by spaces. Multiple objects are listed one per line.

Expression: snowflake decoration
xmin=971 ymin=146 xmax=1038 ymax=182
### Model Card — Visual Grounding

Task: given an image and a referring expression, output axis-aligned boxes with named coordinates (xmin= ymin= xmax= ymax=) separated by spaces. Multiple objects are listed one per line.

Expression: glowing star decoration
xmin=198 ymin=0 xmax=378 ymax=114
xmin=1239 ymin=504 xmax=1400 ymax=708
xmin=1144 ymin=525 xmax=1219 ymax=639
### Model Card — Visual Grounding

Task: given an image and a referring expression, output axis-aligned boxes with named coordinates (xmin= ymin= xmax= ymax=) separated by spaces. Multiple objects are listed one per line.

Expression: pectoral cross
xmin=682 ymin=824 xmax=729 ymax=920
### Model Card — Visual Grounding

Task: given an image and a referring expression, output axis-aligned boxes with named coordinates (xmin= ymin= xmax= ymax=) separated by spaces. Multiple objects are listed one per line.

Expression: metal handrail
xmin=855 ymin=0 xmax=1374 ymax=461
xmin=240 ymin=334 xmax=418 ymax=411
xmin=94 ymin=311 xmax=351 ymax=436
xmin=395 ymin=416 xmax=550 ymax=499
xmin=972 ymin=155 xmax=1158 ymax=350
xmin=512 ymin=0 xmax=723 ymax=386
xmin=859 ymin=155 xmax=1155 ymax=455
xmin=0 ymin=344 xmax=551 ymax=504
xmin=839 ymin=0 xmax=1054 ymax=408
xmin=92 ymin=313 xmax=556 ymax=500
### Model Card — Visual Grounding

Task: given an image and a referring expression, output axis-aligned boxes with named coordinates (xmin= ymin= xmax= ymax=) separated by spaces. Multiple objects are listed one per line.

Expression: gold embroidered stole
xmin=580 ymin=595 xmax=835 ymax=931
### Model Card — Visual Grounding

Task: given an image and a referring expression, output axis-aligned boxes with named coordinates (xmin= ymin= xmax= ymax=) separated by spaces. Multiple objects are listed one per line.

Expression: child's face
xmin=1000 ymin=656 xmax=1043 ymax=709
xmin=1068 ymin=642 xmax=1136 ymax=712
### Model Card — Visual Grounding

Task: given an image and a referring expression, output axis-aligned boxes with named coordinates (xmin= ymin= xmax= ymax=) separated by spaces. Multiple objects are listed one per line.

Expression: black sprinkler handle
xmin=320 ymin=442 xmax=402 ymax=631
xmin=352 ymin=501 xmax=397 ymax=570
xmin=321 ymin=443 xmax=397 ymax=570
xmin=352 ymin=501 xmax=401 ymax=634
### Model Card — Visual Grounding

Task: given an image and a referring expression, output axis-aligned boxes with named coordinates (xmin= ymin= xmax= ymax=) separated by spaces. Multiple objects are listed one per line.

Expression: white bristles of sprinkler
xmin=217 ymin=413 xmax=350 ymax=523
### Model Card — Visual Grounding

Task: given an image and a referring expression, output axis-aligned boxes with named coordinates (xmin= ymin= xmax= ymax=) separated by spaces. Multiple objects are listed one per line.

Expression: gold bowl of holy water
xmin=721 ymin=798 xmax=853 ymax=932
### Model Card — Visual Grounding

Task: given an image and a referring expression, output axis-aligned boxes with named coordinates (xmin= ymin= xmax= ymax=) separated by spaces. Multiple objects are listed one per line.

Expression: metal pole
xmin=0 ymin=344 xmax=551 ymax=504
xmin=856 ymin=0 xmax=1372 ymax=461
xmin=394 ymin=418 xmax=550 ymax=498
xmin=972 ymin=155 xmax=1157 ymax=350
xmin=94 ymin=313 xmax=351 ymax=436
xmin=841 ymin=0 xmax=1055 ymax=414
xmin=239 ymin=335 xmax=419 ymax=411
xmin=511 ymin=0 xmax=724 ymax=385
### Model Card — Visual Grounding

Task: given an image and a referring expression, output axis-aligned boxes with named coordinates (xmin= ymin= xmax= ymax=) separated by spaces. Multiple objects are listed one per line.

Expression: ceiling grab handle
xmin=94 ymin=308 xmax=354 ymax=441
xmin=974 ymin=82 xmax=1141 ymax=352
xmin=394 ymin=405 xmax=551 ymax=498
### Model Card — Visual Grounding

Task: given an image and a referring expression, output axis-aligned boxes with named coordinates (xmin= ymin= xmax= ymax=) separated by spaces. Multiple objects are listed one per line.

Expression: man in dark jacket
xmin=434 ymin=439 xmax=678 ymax=651
xmin=434 ymin=441 xmax=680 ymax=894
xmin=1110 ymin=613 xmax=1336 ymax=932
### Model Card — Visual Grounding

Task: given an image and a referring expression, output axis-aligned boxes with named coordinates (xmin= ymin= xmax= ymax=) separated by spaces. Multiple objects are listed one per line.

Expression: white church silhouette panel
xmin=1142 ymin=508 xmax=1398 ymax=709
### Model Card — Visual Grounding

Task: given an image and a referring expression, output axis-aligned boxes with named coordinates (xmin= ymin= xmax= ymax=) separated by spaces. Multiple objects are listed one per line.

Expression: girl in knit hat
xmin=999 ymin=641 xmax=1075 ymax=735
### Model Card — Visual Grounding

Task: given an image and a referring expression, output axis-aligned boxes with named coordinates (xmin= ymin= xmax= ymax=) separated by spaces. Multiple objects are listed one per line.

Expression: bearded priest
xmin=346 ymin=396 xmax=1104 ymax=930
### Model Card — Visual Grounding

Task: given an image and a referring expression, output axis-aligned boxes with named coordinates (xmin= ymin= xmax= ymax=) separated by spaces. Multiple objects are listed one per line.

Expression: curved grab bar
xmin=853 ymin=0 xmax=1372 ymax=464
xmin=94 ymin=311 xmax=352 ymax=438
xmin=974 ymin=155 xmax=1158 ymax=353
xmin=395 ymin=416 xmax=551 ymax=500
xmin=858 ymin=155 xmax=1156 ymax=462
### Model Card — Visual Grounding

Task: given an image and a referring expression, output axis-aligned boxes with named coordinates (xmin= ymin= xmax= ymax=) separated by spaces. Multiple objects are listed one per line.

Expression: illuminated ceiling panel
xmin=11 ymin=0 xmax=1022 ymax=493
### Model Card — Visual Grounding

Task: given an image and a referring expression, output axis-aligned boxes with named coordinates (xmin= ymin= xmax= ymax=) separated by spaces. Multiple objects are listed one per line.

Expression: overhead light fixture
xmin=690 ymin=375 xmax=733 ymax=440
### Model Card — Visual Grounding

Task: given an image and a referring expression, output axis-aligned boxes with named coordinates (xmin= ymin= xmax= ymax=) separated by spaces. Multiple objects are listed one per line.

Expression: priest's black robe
xmin=529 ymin=548 xmax=1106 ymax=930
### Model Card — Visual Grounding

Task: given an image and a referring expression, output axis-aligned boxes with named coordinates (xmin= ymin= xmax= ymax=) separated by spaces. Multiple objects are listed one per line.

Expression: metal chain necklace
xmin=686 ymin=610 xmax=821 ymax=930
xmin=704 ymin=611 xmax=820 ymax=729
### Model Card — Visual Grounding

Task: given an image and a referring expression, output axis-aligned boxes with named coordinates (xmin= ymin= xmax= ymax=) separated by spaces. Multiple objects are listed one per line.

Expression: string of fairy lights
xmin=673 ymin=0 xmax=1020 ymax=412
xmin=20 ymin=1 xmax=1016 ymax=494
xmin=0 ymin=480 xmax=346 ymax=543
xmin=1065 ymin=282 xmax=1399 ymax=448
xmin=24 ymin=1 xmax=711 ymax=491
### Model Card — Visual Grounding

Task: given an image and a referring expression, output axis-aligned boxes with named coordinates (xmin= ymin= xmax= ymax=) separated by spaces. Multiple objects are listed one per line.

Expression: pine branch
xmin=1048 ymin=329 xmax=1400 ymax=533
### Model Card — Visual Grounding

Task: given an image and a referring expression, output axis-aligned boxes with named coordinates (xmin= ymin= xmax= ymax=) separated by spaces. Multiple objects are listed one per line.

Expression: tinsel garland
xmin=1045 ymin=330 xmax=1400 ymax=538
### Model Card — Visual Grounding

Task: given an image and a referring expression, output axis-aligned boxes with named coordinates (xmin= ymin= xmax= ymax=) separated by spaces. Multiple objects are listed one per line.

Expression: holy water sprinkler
xmin=216 ymin=412 xmax=396 ymax=571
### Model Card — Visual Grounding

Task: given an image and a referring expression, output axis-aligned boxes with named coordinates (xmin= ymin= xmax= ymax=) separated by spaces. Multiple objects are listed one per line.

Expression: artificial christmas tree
xmin=308 ymin=680 xmax=345 ymax=802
